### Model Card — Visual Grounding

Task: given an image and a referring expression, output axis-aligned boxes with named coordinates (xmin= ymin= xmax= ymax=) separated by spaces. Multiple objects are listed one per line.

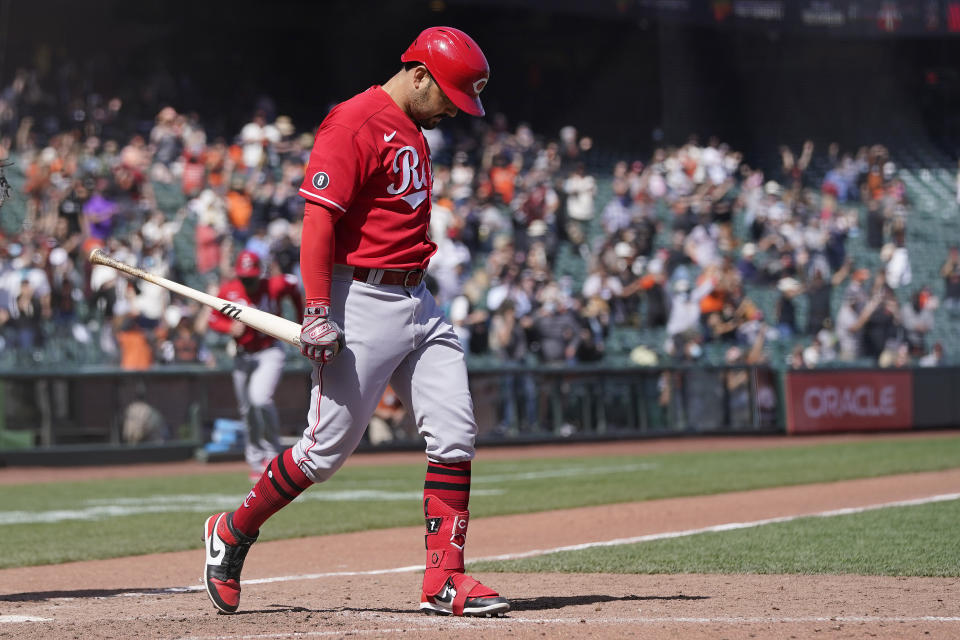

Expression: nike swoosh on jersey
xmin=383 ymin=131 xmax=397 ymax=142
xmin=401 ymin=190 xmax=428 ymax=210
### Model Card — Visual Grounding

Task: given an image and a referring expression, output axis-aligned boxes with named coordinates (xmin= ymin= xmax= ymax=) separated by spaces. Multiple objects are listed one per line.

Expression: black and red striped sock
xmin=423 ymin=460 xmax=471 ymax=512
xmin=230 ymin=448 xmax=312 ymax=538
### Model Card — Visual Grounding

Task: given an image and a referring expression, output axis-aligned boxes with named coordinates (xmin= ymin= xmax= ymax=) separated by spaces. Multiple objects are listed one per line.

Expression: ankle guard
xmin=422 ymin=495 xmax=468 ymax=597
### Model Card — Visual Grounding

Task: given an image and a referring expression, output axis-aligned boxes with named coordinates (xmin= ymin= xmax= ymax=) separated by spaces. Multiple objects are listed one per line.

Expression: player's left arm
xmin=298 ymin=202 xmax=344 ymax=363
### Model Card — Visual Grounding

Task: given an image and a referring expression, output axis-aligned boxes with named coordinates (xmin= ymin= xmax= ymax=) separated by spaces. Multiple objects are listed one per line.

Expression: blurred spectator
xmin=724 ymin=327 xmax=768 ymax=424
xmin=158 ymin=307 xmax=213 ymax=366
xmin=576 ymin=297 xmax=608 ymax=362
xmin=181 ymin=129 xmax=208 ymax=197
xmin=835 ymin=289 xmax=876 ymax=361
xmin=81 ymin=187 xmax=119 ymax=250
xmin=239 ymin=111 xmax=278 ymax=171
xmin=638 ymin=257 xmax=669 ymax=329
xmin=7 ymin=279 xmax=47 ymax=351
xmin=149 ymin=107 xmax=183 ymax=169
xmin=824 ymin=215 xmax=850 ymax=273
xmin=448 ymin=294 xmax=489 ymax=355
xmin=563 ymin=162 xmax=596 ymax=238
xmin=489 ymin=152 xmax=519 ymax=205
xmin=879 ymin=342 xmax=911 ymax=369
xmin=901 ymin=289 xmax=937 ymax=356
xmin=787 ymin=344 xmax=807 ymax=369
xmin=581 ymin=259 xmax=623 ymax=311
xmin=865 ymin=200 xmax=885 ymax=250
xmin=122 ymin=399 xmax=169 ymax=444
xmin=774 ymin=277 xmax=802 ymax=339
xmin=489 ymin=300 xmax=537 ymax=430
xmin=940 ymin=246 xmax=960 ymax=316
xmin=489 ymin=300 xmax=527 ymax=363
xmin=601 ymin=173 xmax=631 ymax=235
xmin=684 ymin=211 xmax=720 ymax=268
xmin=736 ymin=243 xmax=759 ymax=283
xmin=881 ymin=234 xmax=911 ymax=290
xmin=919 ymin=342 xmax=944 ymax=367
xmin=801 ymin=337 xmax=828 ymax=368
xmin=529 ymin=297 xmax=580 ymax=365
xmin=47 ymin=247 xmax=82 ymax=325
xmin=666 ymin=269 xmax=715 ymax=356
xmin=860 ymin=274 xmax=901 ymax=361
xmin=367 ymin=385 xmax=407 ymax=446
xmin=116 ymin=316 xmax=154 ymax=370
xmin=0 ymin=61 xmax=952 ymax=373
xmin=805 ymin=259 xmax=851 ymax=335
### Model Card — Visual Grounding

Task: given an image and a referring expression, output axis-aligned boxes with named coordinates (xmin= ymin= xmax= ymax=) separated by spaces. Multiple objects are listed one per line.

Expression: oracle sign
xmin=785 ymin=371 xmax=913 ymax=434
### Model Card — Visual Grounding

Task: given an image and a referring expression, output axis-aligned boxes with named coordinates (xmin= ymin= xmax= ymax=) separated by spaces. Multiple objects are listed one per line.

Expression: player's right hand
xmin=300 ymin=305 xmax=344 ymax=363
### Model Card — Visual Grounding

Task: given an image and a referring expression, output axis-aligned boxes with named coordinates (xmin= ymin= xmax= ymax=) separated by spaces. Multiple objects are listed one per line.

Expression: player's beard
xmin=411 ymin=81 xmax=449 ymax=129
xmin=418 ymin=115 xmax=445 ymax=130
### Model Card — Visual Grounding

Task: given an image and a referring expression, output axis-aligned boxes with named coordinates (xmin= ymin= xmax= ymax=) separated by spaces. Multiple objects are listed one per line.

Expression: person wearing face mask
xmin=207 ymin=250 xmax=302 ymax=482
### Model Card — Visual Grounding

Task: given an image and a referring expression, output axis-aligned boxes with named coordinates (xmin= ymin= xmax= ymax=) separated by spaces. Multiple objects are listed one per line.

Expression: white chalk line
xmin=8 ymin=612 xmax=960 ymax=634
xmin=175 ymin=615 xmax=960 ymax=639
xmin=474 ymin=491 xmax=960 ymax=564
xmin=0 ymin=463 xmax=656 ymax=525
xmin=0 ymin=615 xmax=53 ymax=623
xmin=75 ymin=491 xmax=960 ymax=599
xmin=211 ymin=491 xmax=960 ymax=590
xmin=5 ymin=491 xmax=958 ymax=627
xmin=473 ymin=462 xmax=657 ymax=483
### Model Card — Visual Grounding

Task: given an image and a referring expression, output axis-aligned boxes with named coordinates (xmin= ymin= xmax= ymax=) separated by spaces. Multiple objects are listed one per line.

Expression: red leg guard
xmin=422 ymin=496 xmax=498 ymax=603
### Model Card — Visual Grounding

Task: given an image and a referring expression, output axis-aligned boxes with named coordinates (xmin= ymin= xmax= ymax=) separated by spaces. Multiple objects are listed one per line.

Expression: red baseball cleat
xmin=202 ymin=512 xmax=258 ymax=613
xmin=420 ymin=574 xmax=510 ymax=617
xmin=420 ymin=496 xmax=510 ymax=616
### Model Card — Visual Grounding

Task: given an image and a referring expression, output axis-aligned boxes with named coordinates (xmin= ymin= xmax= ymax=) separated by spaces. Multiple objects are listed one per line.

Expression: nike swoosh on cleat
xmin=383 ymin=131 xmax=397 ymax=142
xmin=206 ymin=516 xmax=223 ymax=564
xmin=434 ymin=584 xmax=455 ymax=606
xmin=208 ymin=532 xmax=221 ymax=561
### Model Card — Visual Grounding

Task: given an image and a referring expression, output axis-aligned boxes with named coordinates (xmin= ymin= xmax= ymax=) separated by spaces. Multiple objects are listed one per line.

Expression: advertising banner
xmin=785 ymin=370 xmax=913 ymax=434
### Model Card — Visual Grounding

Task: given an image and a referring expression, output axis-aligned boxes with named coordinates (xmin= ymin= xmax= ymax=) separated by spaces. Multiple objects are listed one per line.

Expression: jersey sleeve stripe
xmin=299 ymin=188 xmax=347 ymax=213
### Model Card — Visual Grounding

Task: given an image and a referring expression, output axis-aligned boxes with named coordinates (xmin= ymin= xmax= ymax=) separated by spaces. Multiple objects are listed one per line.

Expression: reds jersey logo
xmin=387 ymin=145 xmax=430 ymax=210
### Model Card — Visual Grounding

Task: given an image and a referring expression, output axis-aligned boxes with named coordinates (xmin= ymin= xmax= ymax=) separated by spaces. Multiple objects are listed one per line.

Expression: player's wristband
xmin=304 ymin=305 xmax=331 ymax=317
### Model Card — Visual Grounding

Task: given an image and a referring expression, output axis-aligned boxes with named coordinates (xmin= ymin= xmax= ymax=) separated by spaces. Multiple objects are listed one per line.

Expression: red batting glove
xmin=300 ymin=305 xmax=344 ymax=363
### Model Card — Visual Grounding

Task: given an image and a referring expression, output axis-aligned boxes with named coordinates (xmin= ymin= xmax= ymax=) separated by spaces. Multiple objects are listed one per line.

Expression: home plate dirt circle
xmin=1 ymin=433 xmax=958 ymax=640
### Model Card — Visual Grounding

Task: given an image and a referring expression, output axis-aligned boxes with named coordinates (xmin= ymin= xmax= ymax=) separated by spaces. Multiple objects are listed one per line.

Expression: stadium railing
xmin=0 ymin=362 xmax=782 ymax=463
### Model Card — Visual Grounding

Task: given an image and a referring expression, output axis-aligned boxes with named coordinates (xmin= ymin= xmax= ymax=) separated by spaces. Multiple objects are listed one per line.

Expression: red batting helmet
xmin=235 ymin=250 xmax=261 ymax=277
xmin=401 ymin=26 xmax=489 ymax=117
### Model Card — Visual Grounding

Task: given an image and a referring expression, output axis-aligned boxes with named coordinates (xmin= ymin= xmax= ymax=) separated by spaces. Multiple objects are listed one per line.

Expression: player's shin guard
xmin=420 ymin=495 xmax=510 ymax=616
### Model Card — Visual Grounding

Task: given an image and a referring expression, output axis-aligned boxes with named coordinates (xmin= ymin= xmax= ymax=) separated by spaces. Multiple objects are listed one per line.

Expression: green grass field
xmin=470 ymin=499 xmax=960 ymax=577
xmin=1 ymin=435 xmax=959 ymax=571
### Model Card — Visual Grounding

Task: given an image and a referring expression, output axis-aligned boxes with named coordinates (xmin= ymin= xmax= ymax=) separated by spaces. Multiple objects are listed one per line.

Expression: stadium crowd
xmin=0 ymin=65 xmax=954 ymax=374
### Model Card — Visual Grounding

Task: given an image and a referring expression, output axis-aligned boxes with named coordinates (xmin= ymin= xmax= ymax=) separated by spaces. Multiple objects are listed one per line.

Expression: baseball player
xmin=203 ymin=27 xmax=509 ymax=617
xmin=207 ymin=250 xmax=303 ymax=481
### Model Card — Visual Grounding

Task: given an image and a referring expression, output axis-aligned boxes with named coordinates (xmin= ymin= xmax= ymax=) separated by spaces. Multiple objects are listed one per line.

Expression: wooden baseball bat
xmin=88 ymin=248 xmax=301 ymax=347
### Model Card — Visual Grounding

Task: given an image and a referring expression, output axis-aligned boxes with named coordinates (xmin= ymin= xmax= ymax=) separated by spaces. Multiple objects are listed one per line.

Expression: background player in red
xmin=207 ymin=250 xmax=302 ymax=481
xmin=203 ymin=27 xmax=510 ymax=617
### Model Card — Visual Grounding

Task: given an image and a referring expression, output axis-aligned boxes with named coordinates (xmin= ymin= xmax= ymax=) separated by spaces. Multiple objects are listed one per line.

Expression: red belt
xmin=350 ymin=267 xmax=425 ymax=287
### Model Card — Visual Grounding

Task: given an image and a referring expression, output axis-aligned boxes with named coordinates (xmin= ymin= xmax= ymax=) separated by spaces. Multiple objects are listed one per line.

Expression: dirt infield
xmin=1 ymin=432 xmax=959 ymax=639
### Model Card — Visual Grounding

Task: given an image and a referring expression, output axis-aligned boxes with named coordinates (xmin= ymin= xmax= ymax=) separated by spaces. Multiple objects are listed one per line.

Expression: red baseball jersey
xmin=298 ymin=86 xmax=436 ymax=270
xmin=209 ymin=274 xmax=303 ymax=352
